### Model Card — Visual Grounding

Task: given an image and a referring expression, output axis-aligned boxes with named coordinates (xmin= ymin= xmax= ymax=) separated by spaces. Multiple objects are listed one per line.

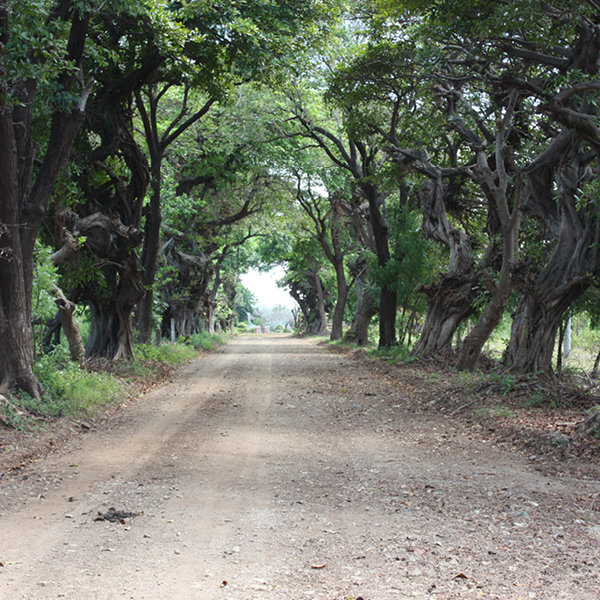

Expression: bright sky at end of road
xmin=240 ymin=266 xmax=296 ymax=309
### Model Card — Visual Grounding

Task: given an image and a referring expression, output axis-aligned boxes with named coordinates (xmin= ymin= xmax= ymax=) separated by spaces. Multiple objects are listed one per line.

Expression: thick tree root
xmin=574 ymin=410 xmax=600 ymax=440
xmin=0 ymin=394 xmax=40 ymax=427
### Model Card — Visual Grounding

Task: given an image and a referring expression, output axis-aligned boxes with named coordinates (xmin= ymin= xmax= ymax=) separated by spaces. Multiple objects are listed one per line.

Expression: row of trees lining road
xmin=0 ymin=0 xmax=335 ymax=399
xmin=4 ymin=0 xmax=600 ymax=400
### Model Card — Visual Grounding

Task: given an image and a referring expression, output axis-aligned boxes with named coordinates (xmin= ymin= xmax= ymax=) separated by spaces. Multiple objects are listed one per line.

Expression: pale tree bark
xmin=344 ymin=256 xmax=378 ymax=346
xmin=51 ymin=285 xmax=86 ymax=368
xmin=47 ymin=228 xmax=85 ymax=366
xmin=455 ymin=92 xmax=523 ymax=371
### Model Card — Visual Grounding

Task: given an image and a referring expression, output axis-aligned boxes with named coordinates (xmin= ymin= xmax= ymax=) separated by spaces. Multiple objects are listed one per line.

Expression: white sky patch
xmin=240 ymin=266 xmax=296 ymax=309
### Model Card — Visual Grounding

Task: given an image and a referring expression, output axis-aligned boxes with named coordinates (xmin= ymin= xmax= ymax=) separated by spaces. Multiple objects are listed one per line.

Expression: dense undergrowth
xmin=0 ymin=333 xmax=227 ymax=431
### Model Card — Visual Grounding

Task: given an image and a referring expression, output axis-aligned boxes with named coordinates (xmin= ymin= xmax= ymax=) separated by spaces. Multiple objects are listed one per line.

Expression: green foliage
xmin=489 ymin=373 xmax=517 ymax=396
xmin=475 ymin=405 xmax=516 ymax=419
xmin=134 ymin=342 xmax=196 ymax=364
xmin=32 ymin=240 xmax=59 ymax=328
xmin=235 ymin=282 xmax=257 ymax=323
xmin=368 ymin=202 xmax=433 ymax=344
xmin=573 ymin=288 xmax=600 ymax=330
xmin=368 ymin=344 xmax=414 ymax=363
xmin=184 ymin=332 xmax=227 ymax=351
xmin=526 ymin=389 xmax=545 ymax=408
xmin=33 ymin=346 xmax=123 ymax=417
xmin=253 ymin=315 xmax=267 ymax=327
xmin=4 ymin=0 xmax=73 ymax=95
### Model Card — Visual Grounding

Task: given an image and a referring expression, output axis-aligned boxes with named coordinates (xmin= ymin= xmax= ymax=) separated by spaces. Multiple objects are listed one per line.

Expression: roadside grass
xmin=367 ymin=344 xmax=417 ymax=364
xmin=134 ymin=342 xmax=196 ymax=364
xmin=474 ymin=405 xmax=516 ymax=419
xmin=1 ymin=335 xmax=227 ymax=431
xmin=185 ymin=332 xmax=227 ymax=351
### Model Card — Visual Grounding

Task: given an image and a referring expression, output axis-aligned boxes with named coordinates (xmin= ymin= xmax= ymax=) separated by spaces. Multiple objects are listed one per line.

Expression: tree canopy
xmin=4 ymin=0 xmax=600 ymax=399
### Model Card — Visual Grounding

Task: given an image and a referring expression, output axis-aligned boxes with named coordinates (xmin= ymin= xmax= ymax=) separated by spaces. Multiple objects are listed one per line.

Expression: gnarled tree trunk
xmin=456 ymin=94 xmax=523 ymax=371
xmin=504 ymin=146 xmax=599 ymax=375
xmin=504 ymin=243 xmax=592 ymax=376
xmin=411 ymin=272 xmax=478 ymax=356
xmin=74 ymin=214 xmax=145 ymax=359
xmin=51 ymin=286 xmax=85 ymax=367
xmin=85 ymin=252 xmax=145 ymax=359
xmin=411 ymin=173 xmax=477 ymax=357
xmin=158 ymin=240 xmax=211 ymax=340
xmin=344 ymin=272 xmax=378 ymax=346
xmin=330 ymin=259 xmax=348 ymax=341
xmin=288 ymin=267 xmax=330 ymax=336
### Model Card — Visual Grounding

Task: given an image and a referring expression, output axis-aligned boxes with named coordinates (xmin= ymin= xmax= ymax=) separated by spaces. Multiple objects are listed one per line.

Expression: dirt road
xmin=1 ymin=336 xmax=600 ymax=599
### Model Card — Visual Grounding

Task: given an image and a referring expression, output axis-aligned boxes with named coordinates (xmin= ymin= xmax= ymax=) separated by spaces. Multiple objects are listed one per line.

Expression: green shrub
xmin=32 ymin=346 xmax=123 ymax=417
xmin=525 ymin=390 xmax=545 ymax=408
xmin=368 ymin=344 xmax=412 ymax=363
xmin=184 ymin=332 xmax=226 ymax=351
xmin=475 ymin=405 xmax=516 ymax=419
xmin=134 ymin=342 xmax=196 ymax=364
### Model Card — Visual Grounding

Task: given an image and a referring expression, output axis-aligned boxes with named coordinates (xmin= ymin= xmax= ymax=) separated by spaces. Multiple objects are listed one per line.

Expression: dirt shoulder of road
xmin=0 ymin=357 xmax=181 ymax=475
xmin=328 ymin=344 xmax=600 ymax=481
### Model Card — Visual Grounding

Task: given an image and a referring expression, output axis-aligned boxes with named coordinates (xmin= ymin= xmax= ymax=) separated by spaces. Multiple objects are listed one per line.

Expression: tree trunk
xmin=85 ymin=252 xmax=144 ymax=359
xmin=330 ymin=261 xmax=347 ymax=341
xmin=454 ymin=275 xmax=514 ymax=371
xmin=386 ymin=160 xmax=476 ymax=359
xmin=0 ymin=236 xmax=41 ymax=400
xmin=345 ymin=261 xmax=378 ymax=346
xmin=42 ymin=315 xmax=62 ymax=354
xmin=504 ymin=244 xmax=591 ymax=377
xmin=162 ymin=307 xmax=203 ymax=339
xmin=455 ymin=180 xmax=522 ymax=370
xmin=504 ymin=148 xmax=599 ymax=376
xmin=378 ymin=287 xmax=398 ymax=349
xmin=361 ymin=183 xmax=397 ymax=348
xmin=77 ymin=215 xmax=145 ymax=359
xmin=504 ymin=278 xmax=588 ymax=377
xmin=207 ymin=301 xmax=216 ymax=334
xmin=85 ymin=300 xmax=119 ymax=358
xmin=328 ymin=211 xmax=349 ymax=341
xmin=313 ymin=261 xmax=329 ymax=336
xmin=0 ymin=3 xmax=90 ymax=398
xmin=135 ymin=89 xmax=215 ymax=344
xmin=412 ymin=273 xmax=477 ymax=357
xmin=591 ymin=346 xmax=600 ymax=379
xmin=0 ymin=81 xmax=41 ymax=398
xmin=137 ymin=162 xmax=162 ymax=343
xmin=205 ymin=264 xmax=223 ymax=335
xmin=556 ymin=317 xmax=567 ymax=376
xmin=51 ymin=285 xmax=85 ymax=367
